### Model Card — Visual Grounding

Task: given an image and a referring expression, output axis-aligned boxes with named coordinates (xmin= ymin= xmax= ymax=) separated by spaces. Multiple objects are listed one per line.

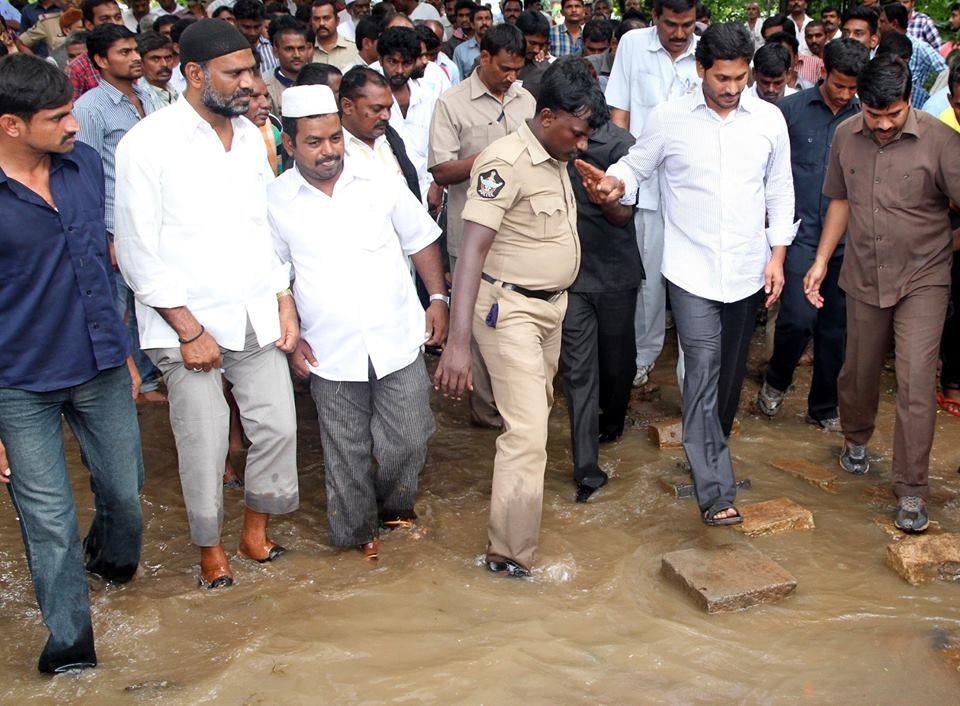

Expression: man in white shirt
xmin=114 ymin=20 xmax=300 ymax=588
xmin=337 ymin=0 xmax=370 ymax=41
xmin=377 ymin=25 xmax=442 ymax=208
xmin=787 ymin=0 xmax=814 ymax=54
xmin=340 ymin=66 xmax=423 ymax=200
xmin=750 ymin=42 xmax=797 ymax=104
xmin=419 ymin=19 xmax=460 ymax=85
xmin=744 ymin=1 xmax=763 ymax=49
xmin=579 ymin=23 xmax=794 ymax=526
xmin=270 ymin=85 xmax=447 ymax=560
xmin=604 ymin=0 xmax=699 ymax=389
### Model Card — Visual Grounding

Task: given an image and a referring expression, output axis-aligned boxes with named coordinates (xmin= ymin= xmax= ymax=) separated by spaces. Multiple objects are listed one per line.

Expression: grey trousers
xmin=147 ymin=323 xmax=298 ymax=546
xmin=309 ymin=355 xmax=435 ymax=547
xmin=668 ymin=282 xmax=764 ymax=515
xmin=634 ymin=208 xmax=667 ymax=369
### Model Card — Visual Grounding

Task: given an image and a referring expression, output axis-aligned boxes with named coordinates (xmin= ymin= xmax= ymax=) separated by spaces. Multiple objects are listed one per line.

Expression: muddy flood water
xmin=1 ymin=331 xmax=959 ymax=704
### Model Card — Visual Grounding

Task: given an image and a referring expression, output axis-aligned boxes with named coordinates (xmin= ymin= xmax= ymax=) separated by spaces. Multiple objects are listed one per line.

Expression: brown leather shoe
xmin=360 ymin=540 xmax=380 ymax=561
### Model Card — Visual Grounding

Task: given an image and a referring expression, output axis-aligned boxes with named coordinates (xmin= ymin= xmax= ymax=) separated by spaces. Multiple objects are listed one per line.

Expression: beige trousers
xmin=473 ymin=280 xmax=567 ymax=571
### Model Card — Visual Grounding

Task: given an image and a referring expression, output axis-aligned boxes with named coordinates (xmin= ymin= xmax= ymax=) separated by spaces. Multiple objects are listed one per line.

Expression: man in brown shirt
xmin=428 ymin=24 xmax=536 ymax=428
xmin=805 ymin=55 xmax=960 ymax=532
xmin=433 ymin=58 xmax=606 ymax=578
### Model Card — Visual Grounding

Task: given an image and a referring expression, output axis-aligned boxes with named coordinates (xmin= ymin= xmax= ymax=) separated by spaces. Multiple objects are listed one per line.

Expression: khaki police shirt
xmin=823 ymin=108 xmax=960 ymax=308
xmin=312 ymin=35 xmax=358 ymax=70
xmin=19 ymin=14 xmax=68 ymax=52
xmin=427 ymin=70 xmax=536 ymax=257
xmin=461 ymin=121 xmax=580 ymax=291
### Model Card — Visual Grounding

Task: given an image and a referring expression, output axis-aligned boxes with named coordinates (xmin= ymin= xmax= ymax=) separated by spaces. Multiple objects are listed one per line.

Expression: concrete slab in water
xmin=648 ymin=418 xmax=683 ymax=449
xmin=886 ymin=533 xmax=960 ymax=585
xmin=734 ymin=497 xmax=814 ymax=537
xmin=769 ymin=458 xmax=839 ymax=493
xmin=661 ymin=544 xmax=798 ymax=613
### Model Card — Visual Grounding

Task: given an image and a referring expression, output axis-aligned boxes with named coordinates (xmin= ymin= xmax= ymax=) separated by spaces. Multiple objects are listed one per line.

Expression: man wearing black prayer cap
xmin=114 ymin=19 xmax=302 ymax=589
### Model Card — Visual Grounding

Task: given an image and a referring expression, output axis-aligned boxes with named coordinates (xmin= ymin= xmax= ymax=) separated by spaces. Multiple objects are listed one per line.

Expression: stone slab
xmin=886 ymin=533 xmax=960 ymax=585
xmin=769 ymin=458 xmax=839 ymax=493
xmin=649 ymin=418 xmax=741 ymax=450
xmin=659 ymin=475 xmax=752 ymax=499
xmin=734 ymin=497 xmax=815 ymax=537
xmin=661 ymin=543 xmax=797 ymax=613
xmin=648 ymin=418 xmax=683 ymax=449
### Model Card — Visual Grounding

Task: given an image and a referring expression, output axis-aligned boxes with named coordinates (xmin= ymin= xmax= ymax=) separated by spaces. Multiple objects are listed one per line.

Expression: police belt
xmin=481 ymin=272 xmax=565 ymax=302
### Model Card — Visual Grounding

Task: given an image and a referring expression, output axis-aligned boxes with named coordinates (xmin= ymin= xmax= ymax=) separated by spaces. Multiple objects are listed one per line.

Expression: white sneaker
xmin=633 ymin=363 xmax=654 ymax=387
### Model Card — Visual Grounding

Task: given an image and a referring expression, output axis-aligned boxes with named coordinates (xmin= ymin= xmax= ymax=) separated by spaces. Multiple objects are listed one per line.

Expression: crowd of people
xmin=0 ymin=0 xmax=957 ymax=677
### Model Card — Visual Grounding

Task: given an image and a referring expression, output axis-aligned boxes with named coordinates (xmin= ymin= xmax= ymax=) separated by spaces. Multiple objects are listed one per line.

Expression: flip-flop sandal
xmin=936 ymin=392 xmax=960 ymax=419
xmin=702 ymin=507 xmax=743 ymax=526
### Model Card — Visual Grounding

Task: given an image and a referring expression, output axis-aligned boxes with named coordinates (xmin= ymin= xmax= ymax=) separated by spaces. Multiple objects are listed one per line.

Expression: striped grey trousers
xmin=309 ymin=355 xmax=435 ymax=547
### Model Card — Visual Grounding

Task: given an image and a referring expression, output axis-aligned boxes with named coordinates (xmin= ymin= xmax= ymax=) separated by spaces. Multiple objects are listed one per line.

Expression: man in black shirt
xmin=516 ymin=10 xmax=550 ymax=99
xmin=757 ymin=39 xmax=869 ymax=430
xmin=561 ymin=100 xmax=642 ymax=503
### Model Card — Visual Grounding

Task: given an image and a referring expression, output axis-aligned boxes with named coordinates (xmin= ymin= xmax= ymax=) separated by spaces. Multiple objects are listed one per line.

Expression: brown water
xmin=2 ymin=333 xmax=960 ymax=704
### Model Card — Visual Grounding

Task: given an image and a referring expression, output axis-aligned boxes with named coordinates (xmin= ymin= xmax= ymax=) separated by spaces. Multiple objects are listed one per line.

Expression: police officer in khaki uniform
xmin=434 ymin=57 xmax=608 ymax=578
xmin=428 ymin=23 xmax=535 ymax=429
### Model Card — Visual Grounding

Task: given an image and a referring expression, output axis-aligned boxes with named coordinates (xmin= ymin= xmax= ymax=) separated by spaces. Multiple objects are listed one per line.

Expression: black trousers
xmin=561 ymin=289 xmax=637 ymax=487
xmin=765 ymin=255 xmax=846 ymax=421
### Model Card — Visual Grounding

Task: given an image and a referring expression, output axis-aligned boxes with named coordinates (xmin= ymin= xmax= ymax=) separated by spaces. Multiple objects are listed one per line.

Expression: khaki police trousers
xmin=473 ymin=280 xmax=567 ymax=571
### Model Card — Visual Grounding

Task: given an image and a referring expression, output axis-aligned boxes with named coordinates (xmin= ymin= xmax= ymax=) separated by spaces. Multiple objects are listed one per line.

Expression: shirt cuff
xmin=606 ymin=162 xmax=638 ymax=207
xmin=462 ymin=200 xmax=506 ymax=233
xmin=765 ymin=219 xmax=800 ymax=248
xmin=403 ymin=223 xmax=441 ymax=257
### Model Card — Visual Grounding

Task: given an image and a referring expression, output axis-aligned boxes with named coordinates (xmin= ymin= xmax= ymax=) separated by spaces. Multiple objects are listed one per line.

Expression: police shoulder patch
xmin=476 ymin=169 xmax=506 ymax=199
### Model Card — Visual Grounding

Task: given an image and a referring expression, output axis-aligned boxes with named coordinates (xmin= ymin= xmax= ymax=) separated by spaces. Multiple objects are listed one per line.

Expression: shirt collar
xmin=517 ymin=120 xmax=552 ymax=165
xmin=279 ymin=160 xmax=366 ymax=202
xmin=690 ymin=87 xmax=753 ymax=117
xmin=274 ymin=66 xmax=296 ymax=87
xmin=97 ymin=78 xmax=151 ymax=107
xmin=0 ymin=148 xmax=81 ymax=186
xmin=854 ymin=106 xmax=920 ymax=142
xmin=173 ymin=95 xmax=250 ymax=144
xmin=342 ymin=126 xmax=387 ymax=152
xmin=468 ymin=69 xmax=520 ymax=103
xmin=648 ymin=29 xmax=697 ymax=61
xmin=314 ymin=34 xmax=348 ymax=51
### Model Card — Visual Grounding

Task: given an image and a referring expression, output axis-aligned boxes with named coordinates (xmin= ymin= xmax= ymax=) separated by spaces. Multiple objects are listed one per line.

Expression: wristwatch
xmin=429 ymin=293 xmax=450 ymax=306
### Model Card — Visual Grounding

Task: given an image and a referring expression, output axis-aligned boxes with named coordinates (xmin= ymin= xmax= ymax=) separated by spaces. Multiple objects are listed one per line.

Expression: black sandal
xmin=702 ymin=506 xmax=743 ymax=526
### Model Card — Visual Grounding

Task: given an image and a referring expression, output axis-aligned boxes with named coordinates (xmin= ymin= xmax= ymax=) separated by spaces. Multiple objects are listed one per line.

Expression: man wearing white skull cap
xmin=269 ymin=84 xmax=448 ymax=561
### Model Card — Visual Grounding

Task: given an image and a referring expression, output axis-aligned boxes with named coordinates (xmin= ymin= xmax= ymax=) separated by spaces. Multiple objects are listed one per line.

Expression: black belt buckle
xmin=482 ymin=272 xmax=564 ymax=302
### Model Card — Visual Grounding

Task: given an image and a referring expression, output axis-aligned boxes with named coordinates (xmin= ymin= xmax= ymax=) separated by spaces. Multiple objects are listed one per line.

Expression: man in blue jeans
xmin=0 ymin=55 xmax=144 ymax=674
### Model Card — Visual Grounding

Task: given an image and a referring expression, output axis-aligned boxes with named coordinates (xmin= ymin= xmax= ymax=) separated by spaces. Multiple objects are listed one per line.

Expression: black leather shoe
xmin=598 ymin=431 xmax=621 ymax=444
xmin=486 ymin=558 xmax=531 ymax=578
xmin=575 ymin=474 xmax=608 ymax=503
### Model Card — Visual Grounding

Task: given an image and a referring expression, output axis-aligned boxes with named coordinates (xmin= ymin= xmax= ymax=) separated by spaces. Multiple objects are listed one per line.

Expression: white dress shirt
xmin=746 ymin=82 xmax=797 ymax=101
xmin=604 ymin=26 xmax=700 ymax=210
xmin=381 ymin=75 xmax=441 ymax=200
xmin=791 ymin=13 xmax=814 ymax=55
xmin=435 ymin=51 xmax=461 ymax=86
xmin=607 ymin=89 xmax=795 ymax=303
xmin=342 ymin=127 xmax=403 ymax=181
xmin=114 ymin=97 xmax=289 ymax=351
xmin=267 ymin=161 xmax=440 ymax=381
